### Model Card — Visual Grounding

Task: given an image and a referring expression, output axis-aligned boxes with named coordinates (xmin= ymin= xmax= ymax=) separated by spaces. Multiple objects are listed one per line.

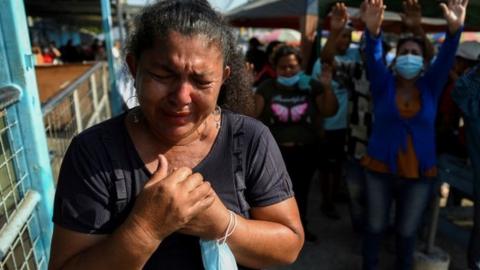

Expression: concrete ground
xmin=272 ymin=172 xmax=469 ymax=270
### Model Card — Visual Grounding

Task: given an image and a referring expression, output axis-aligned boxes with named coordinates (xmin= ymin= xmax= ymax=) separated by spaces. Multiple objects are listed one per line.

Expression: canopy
xmin=226 ymin=0 xmax=480 ymax=32
xmin=226 ymin=0 xmax=315 ymax=29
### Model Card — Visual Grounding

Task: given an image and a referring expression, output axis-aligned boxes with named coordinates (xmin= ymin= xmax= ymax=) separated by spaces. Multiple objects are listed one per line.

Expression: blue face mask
xmin=200 ymin=239 xmax=238 ymax=270
xmin=394 ymin=54 xmax=424 ymax=80
xmin=277 ymin=72 xmax=301 ymax=86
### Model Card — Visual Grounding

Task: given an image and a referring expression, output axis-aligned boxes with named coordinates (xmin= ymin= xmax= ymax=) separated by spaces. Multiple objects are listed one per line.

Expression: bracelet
xmin=217 ymin=210 xmax=237 ymax=245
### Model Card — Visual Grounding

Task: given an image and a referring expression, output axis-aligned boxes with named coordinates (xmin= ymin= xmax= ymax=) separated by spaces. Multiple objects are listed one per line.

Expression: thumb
xmin=145 ymin=155 xmax=169 ymax=188
xmin=155 ymin=154 xmax=169 ymax=179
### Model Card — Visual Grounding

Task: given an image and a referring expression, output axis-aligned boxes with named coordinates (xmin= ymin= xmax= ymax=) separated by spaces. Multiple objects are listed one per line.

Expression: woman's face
xmin=276 ymin=54 xmax=301 ymax=78
xmin=336 ymin=29 xmax=352 ymax=54
xmin=397 ymin=40 xmax=423 ymax=57
xmin=127 ymin=31 xmax=229 ymax=142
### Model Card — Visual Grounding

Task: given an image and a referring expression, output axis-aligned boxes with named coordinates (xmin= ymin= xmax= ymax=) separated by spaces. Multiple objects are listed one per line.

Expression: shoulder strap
xmin=229 ymin=113 xmax=251 ymax=218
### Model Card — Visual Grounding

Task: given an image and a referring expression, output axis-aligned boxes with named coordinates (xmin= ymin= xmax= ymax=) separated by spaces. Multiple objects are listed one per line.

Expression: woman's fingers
xmin=188 ymin=181 xmax=213 ymax=204
xmin=188 ymin=182 xmax=215 ymax=215
xmin=155 ymin=154 xmax=168 ymax=179
xmin=145 ymin=154 xmax=169 ymax=187
xmin=439 ymin=3 xmax=449 ymax=18
xmin=180 ymin=172 xmax=204 ymax=193
xmin=190 ymin=194 xmax=215 ymax=219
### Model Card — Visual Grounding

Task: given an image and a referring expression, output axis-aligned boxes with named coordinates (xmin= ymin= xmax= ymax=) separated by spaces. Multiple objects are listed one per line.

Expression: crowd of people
xmin=32 ymin=38 xmax=110 ymax=65
xmin=249 ymin=1 xmax=479 ymax=268
xmin=48 ymin=0 xmax=478 ymax=269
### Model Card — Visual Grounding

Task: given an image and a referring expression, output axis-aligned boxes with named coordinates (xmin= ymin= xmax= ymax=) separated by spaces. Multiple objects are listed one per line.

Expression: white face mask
xmin=394 ymin=54 xmax=424 ymax=80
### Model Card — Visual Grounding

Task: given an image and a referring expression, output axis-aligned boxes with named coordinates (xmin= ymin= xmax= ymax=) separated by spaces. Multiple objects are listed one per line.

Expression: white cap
xmin=456 ymin=41 xmax=480 ymax=61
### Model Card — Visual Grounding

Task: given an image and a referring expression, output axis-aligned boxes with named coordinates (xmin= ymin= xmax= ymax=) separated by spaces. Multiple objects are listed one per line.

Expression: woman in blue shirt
xmin=361 ymin=0 xmax=468 ymax=269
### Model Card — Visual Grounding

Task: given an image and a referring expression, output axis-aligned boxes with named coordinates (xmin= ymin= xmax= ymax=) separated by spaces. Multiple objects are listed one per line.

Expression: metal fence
xmin=42 ymin=62 xmax=111 ymax=182
xmin=0 ymin=88 xmax=46 ymax=270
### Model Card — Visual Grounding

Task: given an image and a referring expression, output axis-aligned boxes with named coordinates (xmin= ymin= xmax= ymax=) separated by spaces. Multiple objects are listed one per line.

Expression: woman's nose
xmin=169 ymin=80 xmax=192 ymax=107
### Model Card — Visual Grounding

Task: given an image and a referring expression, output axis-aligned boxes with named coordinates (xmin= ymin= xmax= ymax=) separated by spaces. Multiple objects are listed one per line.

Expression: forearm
xmin=317 ymin=85 xmax=338 ymax=117
xmin=227 ymin=216 xmax=303 ymax=269
xmin=56 ymin=218 xmax=160 ymax=270
xmin=364 ymin=30 xmax=389 ymax=91
xmin=320 ymin=31 xmax=341 ymax=63
xmin=411 ymin=27 xmax=435 ymax=62
xmin=424 ymin=28 xmax=462 ymax=93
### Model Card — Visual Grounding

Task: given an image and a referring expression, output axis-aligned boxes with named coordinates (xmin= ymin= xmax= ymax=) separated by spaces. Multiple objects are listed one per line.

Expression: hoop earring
xmin=212 ymin=105 xmax=221 ymax=129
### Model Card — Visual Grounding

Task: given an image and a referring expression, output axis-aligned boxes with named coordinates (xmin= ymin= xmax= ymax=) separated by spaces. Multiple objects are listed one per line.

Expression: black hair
xmin=248 ymin=37 xmax=262 ymax=48
xmin=126 ymin=0 xmax=253 ymax=115
xmin=271 ymin=45 xmax=302 ymax=67
xmin=266 ymin=41 xmax=283 ymax=58
xmin=396 ymin=36 xmax=427 ymax=57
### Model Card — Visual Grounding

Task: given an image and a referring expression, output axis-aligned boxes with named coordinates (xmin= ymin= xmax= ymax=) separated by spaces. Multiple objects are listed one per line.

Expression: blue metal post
xmin=101 ymin=0 xmax=123 ymax=116
xmin=0 ymin=0 xmax=56 ymax=259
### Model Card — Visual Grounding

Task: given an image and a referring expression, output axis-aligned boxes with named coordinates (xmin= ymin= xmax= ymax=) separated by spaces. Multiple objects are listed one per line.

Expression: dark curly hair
xmin=126 ymin=0 xmax=253 ymax=115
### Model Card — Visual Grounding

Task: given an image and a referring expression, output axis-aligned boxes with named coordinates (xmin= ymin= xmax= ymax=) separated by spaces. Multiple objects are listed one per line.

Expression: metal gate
xmin=0 ymin=0 xmax=56 ymax=269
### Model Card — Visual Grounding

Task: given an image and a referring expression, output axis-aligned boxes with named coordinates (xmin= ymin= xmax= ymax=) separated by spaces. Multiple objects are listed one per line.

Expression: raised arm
xmin=363 ymin=0 xmax=386 ymax=37
xmin=320 ymin=3 xmax=349 ymax=63
xmin=315 ymin=62 xmax=339 ymax=117
xmin=423 ymin=0 xmax=467 ymax=97
xmin=440 ymin=0 xmax=468 ymax=35
xmin=363 ymin=0 xmax=390 ymax=95
xmin=400 ymin=0 xmax=435 ymax=61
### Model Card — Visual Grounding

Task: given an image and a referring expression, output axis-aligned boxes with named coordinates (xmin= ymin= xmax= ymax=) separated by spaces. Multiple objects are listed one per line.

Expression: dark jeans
xmin=466 ymin=119 xmax=480 ymax=270
xmin=345 ymin=158 xmax=366 ymax=233
xmin=279 ymin=144 xmax=317 ymax=227
xmin=319 ymin=129 xmax=347 ymax=209
xmin=363 ymin=171 xmax=436 ymax=270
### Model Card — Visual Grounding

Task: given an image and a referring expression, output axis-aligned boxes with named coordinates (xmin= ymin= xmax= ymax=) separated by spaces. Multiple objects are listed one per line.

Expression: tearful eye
xmin=193 ymin=78 xmax=213 ymax=89
xmin=148 ymin=71 xmax=174 ymax=81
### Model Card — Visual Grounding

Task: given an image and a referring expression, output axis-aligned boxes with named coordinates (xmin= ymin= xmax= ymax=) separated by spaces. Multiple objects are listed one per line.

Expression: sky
xmin=126 ymin=0 xmax=248 ymax=12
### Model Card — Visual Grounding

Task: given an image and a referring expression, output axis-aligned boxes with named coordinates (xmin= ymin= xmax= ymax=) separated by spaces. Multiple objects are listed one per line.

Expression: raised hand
xmin=319 ymin=62 xmax=333 ymax=87
xmin=330 ymin=2 xmax=349 ymax=34
xmin=401 ymin=0 xmax=422 ymax=30
xmin=128 ymin=155 xmax=215 ymax=241
xmin=440 ymin=0 xmax=469 ymax=34
xmin=363 ymin=0 xmax=386 ymax=36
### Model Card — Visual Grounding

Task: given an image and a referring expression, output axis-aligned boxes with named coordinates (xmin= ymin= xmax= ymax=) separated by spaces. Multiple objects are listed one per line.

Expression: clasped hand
xmin=128 ymin=154 xmax=230 ymax=241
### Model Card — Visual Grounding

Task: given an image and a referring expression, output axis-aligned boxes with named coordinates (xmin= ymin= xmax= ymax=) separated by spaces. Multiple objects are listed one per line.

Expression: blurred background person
xmin=253 ymin=40 xmax=283 ymax=87
xmin=254 ymin=44 xmax=338 ymax=241
xmin=313 ymin=3 xmax=362 ymax=220
xmin=245 ymin=37 xmax=267 ymax=76
xmin=361 ymin=0 xmax=467 ymax=269
xmin=452 ymin=61 xmax=480 ymax=270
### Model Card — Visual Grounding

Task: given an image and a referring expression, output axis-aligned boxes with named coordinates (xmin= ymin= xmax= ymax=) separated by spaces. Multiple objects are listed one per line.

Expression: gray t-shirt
xmin=53 ymin=109 xmax=294 ymax=270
